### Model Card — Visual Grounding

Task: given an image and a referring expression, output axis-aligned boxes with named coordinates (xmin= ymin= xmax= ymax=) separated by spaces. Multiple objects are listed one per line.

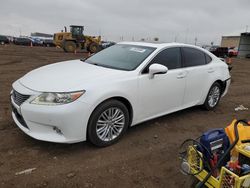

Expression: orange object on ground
xmin=226 ymin=57 xmax=232 ymax=64
xmin=225 ymin=119 xmax=250 ymax=156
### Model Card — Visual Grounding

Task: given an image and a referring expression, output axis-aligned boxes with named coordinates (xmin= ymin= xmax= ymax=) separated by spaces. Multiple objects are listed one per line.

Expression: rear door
xmin=181 ymin=47 xmax=212 ymax=108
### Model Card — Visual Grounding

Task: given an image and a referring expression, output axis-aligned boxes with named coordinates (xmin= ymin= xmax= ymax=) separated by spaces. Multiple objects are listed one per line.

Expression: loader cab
xmin=70 ymin=25 xmax=84 ymax=41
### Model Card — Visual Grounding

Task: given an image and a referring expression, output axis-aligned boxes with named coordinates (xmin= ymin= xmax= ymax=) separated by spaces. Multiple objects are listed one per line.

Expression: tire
xmin=88 ymin=43 xmax=99 ymax=53
xmin=63 ymin=41 xmax=76 ymax=53
xmin=87 ymin=100 xmax=129 ymax=147
xmin=203 ymin=82 xmax=222 ymax=110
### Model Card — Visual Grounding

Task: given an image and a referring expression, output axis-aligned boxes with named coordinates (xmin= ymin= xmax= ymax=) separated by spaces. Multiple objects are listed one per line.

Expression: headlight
xmin=31 ymin=91 xmax=85 ymax=105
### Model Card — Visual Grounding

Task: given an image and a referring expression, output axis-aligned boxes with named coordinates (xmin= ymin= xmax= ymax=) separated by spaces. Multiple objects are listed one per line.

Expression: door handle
xmin=207 ymin=68 xmax=215 ymax=73
xmin=177 ymin=72 xmax=187 ymax=79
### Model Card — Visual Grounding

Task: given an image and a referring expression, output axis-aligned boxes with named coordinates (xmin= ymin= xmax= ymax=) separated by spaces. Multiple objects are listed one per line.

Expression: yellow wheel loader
xmin=53 ymin=25 xmax=101 ymax=53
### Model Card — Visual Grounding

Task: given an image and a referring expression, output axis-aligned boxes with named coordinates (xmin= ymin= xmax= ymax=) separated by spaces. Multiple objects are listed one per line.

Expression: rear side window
xmin=182 ymin=47 xmax=206 ymax=67
xmin=150 ymin=47 xmax=182 ymax=70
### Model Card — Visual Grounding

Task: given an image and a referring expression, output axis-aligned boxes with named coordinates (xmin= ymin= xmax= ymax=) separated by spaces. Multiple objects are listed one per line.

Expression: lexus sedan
xmin=11 ymin=42 xmax=231 ymax=147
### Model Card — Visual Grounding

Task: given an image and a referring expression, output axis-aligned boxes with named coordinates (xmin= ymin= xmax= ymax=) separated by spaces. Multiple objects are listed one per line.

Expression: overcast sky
xmin=0 ymin=0 xmax=249 ymax=45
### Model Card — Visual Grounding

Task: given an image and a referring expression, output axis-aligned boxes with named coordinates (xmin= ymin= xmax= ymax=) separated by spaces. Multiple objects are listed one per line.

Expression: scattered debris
xmin=36 ymin=181 xmax=48 ymax=188
xmin=15 ymin=168 xmax=36 ymax=175
xmin=66 ymin=172 xmax=76 ymax=178
xmin=108 ymin=168 xmax=114 ymax=174
xmin=7 ymin=150 xmax=13 ymax=155
xmin=235 ymin=104 xmax=248 ymax=111
xmin=53 ymin=156 xmax=57 ymax=160
xmin=84 ymin=182 xmax=93 ymax=188
xmin=154 ymin=135 xmax=158 ymax=139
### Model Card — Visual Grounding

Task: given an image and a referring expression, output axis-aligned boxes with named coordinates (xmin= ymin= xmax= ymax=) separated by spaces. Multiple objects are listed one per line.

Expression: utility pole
xmin=98 ymin=28 xmax=102 ymax=37
xmin=174 ymin=35 xmax=178 ymax=42
xmin=185 ymin=28 xmax=189 ymax=44
xmin=194 ymin=37 xmax=197 ymax=46
xmin=246 ymin=25 xmax=249 ymax=32
xmin=19 ymin=28 xmax=22 ymax=37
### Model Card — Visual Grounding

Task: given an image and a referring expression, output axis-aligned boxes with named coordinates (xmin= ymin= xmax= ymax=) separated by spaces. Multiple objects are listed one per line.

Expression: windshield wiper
xmin=84 ymin=60 xmax=105 ymax=67
xmin=80 ymin=58 xmax=87 ymax=62
xmin=83 ymin=60 xmax=128 ymax=71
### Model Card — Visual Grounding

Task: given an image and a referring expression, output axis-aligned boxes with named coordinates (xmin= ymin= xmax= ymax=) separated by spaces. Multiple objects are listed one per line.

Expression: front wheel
xmin=87 ymin=100 xmax=129 ymax=147
xmin=63 ymin=41 xmax=76 ymax=53
xmin=203 ymin=82 xmax=222 ymax=110
xmin=88 ymin=43 xmax=99 ymax=53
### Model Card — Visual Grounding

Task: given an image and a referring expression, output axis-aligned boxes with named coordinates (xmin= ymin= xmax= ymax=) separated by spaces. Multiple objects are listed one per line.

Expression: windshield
xmin=85 ymin=44 xmax=156 ymax=71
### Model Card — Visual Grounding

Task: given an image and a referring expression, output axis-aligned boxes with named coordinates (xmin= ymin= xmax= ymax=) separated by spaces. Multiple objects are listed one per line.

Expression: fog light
xmin=53 ymin=126 xmax=63 ymax=135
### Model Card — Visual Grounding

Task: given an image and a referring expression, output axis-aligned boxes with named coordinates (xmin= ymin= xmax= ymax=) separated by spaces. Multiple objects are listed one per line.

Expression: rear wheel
xmin=63 ymin=41 xmax=76 ymax=53
xmin=87 ymin=100 xmax=129 ymax=147
xmin=203 ymin=82 xmax=221 ymax=110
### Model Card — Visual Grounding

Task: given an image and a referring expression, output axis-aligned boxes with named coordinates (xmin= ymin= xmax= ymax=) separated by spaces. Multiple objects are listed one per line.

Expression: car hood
xmin=19 ymin=59 xmax=125 ymax=92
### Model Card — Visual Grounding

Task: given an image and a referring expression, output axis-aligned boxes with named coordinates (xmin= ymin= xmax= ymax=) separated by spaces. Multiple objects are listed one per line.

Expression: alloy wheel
xmin=96 ymin=107 xmax=125 ymax=142
xmin=208 ymin=86 xmax=220 ymax=108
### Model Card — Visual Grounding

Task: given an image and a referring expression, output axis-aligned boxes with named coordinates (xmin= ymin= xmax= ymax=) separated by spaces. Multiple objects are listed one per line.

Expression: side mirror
xmin=148 ymin=64 xmax=168 ymax=79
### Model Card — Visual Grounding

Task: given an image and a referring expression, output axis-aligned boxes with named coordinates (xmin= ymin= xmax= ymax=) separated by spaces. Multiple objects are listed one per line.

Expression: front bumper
xmin=11 ymin=81 xmax=92 ymax=143
xmin=221 ymin=78 xmax=231 ymax=98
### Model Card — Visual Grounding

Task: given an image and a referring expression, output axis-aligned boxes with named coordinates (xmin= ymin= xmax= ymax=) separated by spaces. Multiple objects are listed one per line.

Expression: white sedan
xmin=11 ymin=42 xmax=231 ymax=146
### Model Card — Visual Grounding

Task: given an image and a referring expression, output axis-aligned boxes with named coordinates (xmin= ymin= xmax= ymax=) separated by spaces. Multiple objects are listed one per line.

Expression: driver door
xmin=137 ymin=47 xmax=186 ymax=120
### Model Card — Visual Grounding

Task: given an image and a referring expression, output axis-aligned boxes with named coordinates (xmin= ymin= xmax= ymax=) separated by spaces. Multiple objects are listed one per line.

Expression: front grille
xmin=12 ymin=90 xmax=30 ymax=106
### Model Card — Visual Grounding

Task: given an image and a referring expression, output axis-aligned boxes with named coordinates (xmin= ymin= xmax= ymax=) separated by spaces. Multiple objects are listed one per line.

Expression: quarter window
xmin=205 ymin=53 xmax=212 ymax=64
xmin=182 ymin=47 xmax=206 ymax=67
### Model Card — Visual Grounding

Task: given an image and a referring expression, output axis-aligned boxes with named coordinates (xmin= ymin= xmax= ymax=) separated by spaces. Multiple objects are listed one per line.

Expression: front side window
xmin=85 ymin=44 xmax=156 ymax=71
xmin=151 ymin=47 xmax=182 ymax=69
xmin=142 ymin=47 xmax=182 ymax=73
xmin=182 ymin=47 xmax=206 ymax=67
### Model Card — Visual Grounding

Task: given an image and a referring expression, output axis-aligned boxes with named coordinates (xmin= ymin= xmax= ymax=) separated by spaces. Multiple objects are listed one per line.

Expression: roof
xmin=31 ymin=32 xmax=53 ymax=38
xmin=222 ymin=36 xmax=240 ymax=38
xmin=241 ymin=32 xmax=250 ymax=36
xmin=118 ymin=41 xmax=202 ymax=49
xmin=70 ymin=25 xmax=84 ymax=28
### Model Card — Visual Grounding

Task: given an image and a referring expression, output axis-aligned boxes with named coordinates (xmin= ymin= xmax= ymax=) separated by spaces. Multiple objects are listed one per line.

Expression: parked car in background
xmin=101 ymin=41 xmax=116 ymax=49
xmin=209 ymin=46 xmax=228 ymax=58
xmin=14 ymin=37 xmax=33 ymax=46
xmin=228 ymin=47 xmax=238 ymax=57
xmin=32 ymin=38 xmax=44 ymax=46
xmin=0 ymin=35 xmax=10 ymax=45
xmin=11 ymin=42 xmax=231 ymax=147
xmin=43 ymin=39 xmax=55 ymax=47
xmin=202 ymin=45 xmax=211 ymax=51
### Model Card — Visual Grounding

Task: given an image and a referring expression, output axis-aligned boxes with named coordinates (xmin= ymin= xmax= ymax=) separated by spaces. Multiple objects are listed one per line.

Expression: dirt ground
xmin=0 ymin=45 xmax=249 ymax=188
